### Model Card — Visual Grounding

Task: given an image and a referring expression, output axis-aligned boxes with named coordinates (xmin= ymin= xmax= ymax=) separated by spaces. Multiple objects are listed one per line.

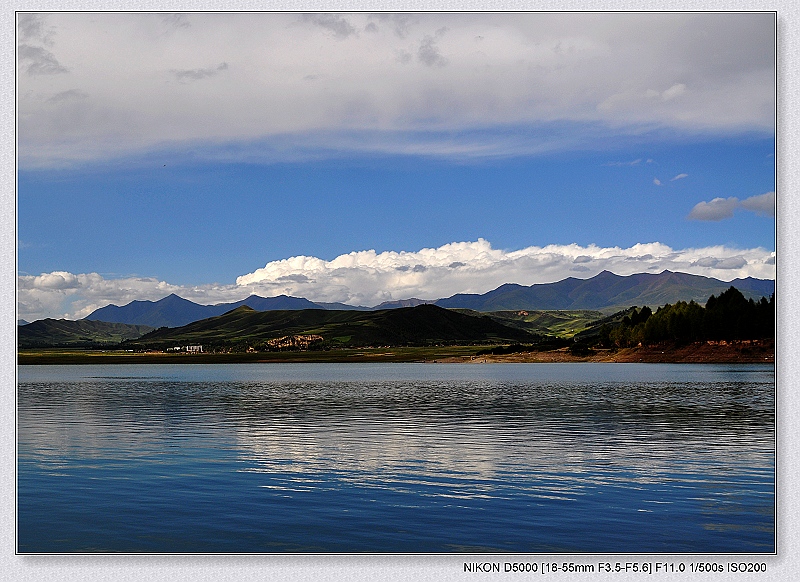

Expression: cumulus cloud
xmin=16 ymin=12 xmax=775 ymax=168
xmin=689 ymin=256 xmax=748 ymax=269
xmin=18 ymin=271 xmax=80 ymax=290
xmin=17 ymin=271 xmax=231 ymax=321
xmin=18 ymin=239 xmax=775 ymax=321
xmin=688 ymin=191 xmax=775 ymax=220
xmin=740 ymin=191 xmax=775 ymax=217
xmin=687 ymin=197 xmax=739 ymax=221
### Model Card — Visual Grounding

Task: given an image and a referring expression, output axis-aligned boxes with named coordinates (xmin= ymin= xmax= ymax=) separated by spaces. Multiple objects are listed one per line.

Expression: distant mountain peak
xmin=160 ymin=293 xmax=193 ymax=303
xmin=594 ymin=270 xmax=623 ymax=278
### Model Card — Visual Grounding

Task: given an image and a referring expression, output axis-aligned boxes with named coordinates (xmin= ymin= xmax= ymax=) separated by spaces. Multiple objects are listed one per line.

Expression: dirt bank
xmin=444 ymin=339 xmax=774 ymax=364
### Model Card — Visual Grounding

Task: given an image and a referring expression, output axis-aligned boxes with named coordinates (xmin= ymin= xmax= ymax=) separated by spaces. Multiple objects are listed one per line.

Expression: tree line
xmin=595 ymin=287 xmax=774 ymax=348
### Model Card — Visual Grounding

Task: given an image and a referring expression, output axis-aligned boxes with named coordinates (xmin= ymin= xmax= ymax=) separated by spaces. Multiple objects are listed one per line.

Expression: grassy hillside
xmin=458 ymin=309 xmax=605 ymax=338
xmin=18 ymin=319 xmax=154 ymax=348
xmin=125 ymin=304 xmax=540 ymax=351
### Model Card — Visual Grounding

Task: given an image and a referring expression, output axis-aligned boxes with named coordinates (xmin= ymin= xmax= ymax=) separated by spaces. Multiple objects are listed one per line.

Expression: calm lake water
xmin=17 ymin=363 xmax=774 ymax=554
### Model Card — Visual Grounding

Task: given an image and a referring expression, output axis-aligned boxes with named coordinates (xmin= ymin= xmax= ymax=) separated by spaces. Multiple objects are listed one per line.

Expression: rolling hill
xmin=463 ymin=309 xmax=606 ymax=338
xmin=18 ymin=319 xmax=154 ymax=348
xmin=124 ymin=304 xmax=540 ymax=350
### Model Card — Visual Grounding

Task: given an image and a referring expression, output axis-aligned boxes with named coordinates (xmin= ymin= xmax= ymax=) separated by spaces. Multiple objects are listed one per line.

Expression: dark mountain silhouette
xmin=85 ymin=293 xmax=321 ymax=328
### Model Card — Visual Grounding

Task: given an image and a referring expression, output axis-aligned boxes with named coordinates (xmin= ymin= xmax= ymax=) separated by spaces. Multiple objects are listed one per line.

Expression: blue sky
xmin=17 ymin=12 xmax=776 ymax=320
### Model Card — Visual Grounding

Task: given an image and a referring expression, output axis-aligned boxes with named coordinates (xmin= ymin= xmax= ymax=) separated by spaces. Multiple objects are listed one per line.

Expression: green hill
xmin=125 ymin=304 xmax=540 ymax=351
xmin=18 ymin=319 xmax=155 ymax=348
xmin=456 ymin=309 xmax=605 ymax=338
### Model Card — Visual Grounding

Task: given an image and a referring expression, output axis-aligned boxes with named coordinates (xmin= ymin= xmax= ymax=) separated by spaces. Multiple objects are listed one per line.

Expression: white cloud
xmin=18 ymin=271 xmax=80 ymax=290
xmin=670 ymin=173 xmax=689 ymax=181
xmin=740 ymin=191 xmax=775 ymax=217
xmin=687 ymin=197 xmax=739 ymax=221
xmin=18 ymin=239 xmax=776 ymax=321
xmin=653 ymin=178 xmax=662 ymax=186
xmin=17 ymin=12 xmax=775 ymax=168
xmin=661 ymin=83 xmax=687 ymax=101
xmin=604 ymin=158 xmax=641 ymax=166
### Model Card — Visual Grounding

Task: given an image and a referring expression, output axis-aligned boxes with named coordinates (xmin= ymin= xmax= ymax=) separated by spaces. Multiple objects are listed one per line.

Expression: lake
xmin=17 ymin=363 xmax=774 ymax=554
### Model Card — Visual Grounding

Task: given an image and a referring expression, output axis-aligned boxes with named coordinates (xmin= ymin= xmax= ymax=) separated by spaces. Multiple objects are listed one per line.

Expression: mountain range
xmin=78 ymin=270 xmax=774 ymax=329
xmin=85 ymin=293 xmax=321 ymax=328
xmin=435 ymin=270 xmax=774 ymax=312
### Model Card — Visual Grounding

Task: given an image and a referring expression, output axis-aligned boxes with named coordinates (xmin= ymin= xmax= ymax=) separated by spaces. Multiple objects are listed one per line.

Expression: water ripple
xmin=17 ymin=363 xmax=774 ymax=553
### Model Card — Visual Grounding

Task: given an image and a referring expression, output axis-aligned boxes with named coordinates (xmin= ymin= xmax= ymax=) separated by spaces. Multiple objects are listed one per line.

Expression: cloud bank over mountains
xmin=17 ymin=12 xmax=775 ymax=168
xmin=18 ymin=240 xmax=776 ymax=322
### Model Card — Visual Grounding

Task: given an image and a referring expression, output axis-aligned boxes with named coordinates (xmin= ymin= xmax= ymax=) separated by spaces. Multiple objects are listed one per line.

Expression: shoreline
xmin=18 ymin=340 xmax=773 ymax=365
xmin=444 ymin=340 xmax=774 ymax=364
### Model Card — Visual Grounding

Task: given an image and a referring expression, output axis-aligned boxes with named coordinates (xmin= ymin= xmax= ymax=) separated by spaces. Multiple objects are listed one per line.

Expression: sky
xmin=16 ymin=12 xmax=776 ymax=321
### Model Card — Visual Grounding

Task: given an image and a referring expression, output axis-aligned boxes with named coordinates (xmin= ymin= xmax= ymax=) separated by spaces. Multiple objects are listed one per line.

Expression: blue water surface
xmin=17 ymin=363 xmax=774 ymax=553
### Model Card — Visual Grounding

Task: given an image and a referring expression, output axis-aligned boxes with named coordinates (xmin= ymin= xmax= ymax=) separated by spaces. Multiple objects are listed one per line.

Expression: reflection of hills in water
xmin=19 ymin=370 xmax=774 ymax=489
xmin=230 ymin=379 xmax=774 ymax=490
xmin=18 ymin=364 xmax=774 ymax=552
